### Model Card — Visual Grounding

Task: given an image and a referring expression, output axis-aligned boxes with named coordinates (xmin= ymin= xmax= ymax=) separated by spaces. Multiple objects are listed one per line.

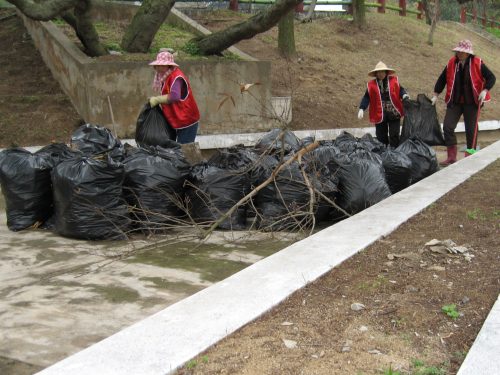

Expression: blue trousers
xmin=176 ymin=122 xmax=199 ymax=144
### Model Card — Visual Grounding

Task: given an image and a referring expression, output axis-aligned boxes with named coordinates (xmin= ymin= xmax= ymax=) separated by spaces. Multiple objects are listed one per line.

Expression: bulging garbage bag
xmin=52 ymin=156 xmax=130 ymax=240
xmin=135 ymin=103 xmax=176 ymax=148
xmin=0 ymin=148 xmax=53 ymax=231
xmin=382 ymin=149 xmax=413 ymax=193
xmin=396 ymin=137 xmax=438 ymax=183
xmin=401 ymin=94 xmax=445 ymax=146
xmin=334 ymin=158 xmax=392 ymax=215
xmin=255 ymin=128 xmax=303 ymax=156
xmin=71 ymin=123 xmax=124 ymax=160
xmin=186 ymin=163 xmax=250 ymax=230
xmin=123 ymin=145 xmax=191 ymax=231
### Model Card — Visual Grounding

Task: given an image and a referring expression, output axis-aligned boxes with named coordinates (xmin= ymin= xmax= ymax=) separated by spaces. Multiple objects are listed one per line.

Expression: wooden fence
xmin=460 ymin=6 xmax=500 ymax=29
xmin=229 ymin=0 xmax=424 ymax=19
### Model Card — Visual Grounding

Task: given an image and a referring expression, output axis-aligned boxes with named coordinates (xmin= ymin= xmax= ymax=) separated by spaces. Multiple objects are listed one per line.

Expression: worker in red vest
xmin=148 ymin=51 xmax=200 ymax=144
xmin=431 ymin=39 xmax=496 ymax=165
xmin=358 ymin=61 xmax=410 ymax=148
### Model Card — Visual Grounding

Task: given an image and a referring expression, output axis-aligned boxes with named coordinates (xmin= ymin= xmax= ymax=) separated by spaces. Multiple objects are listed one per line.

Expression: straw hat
xmin=452 ymin=39 xmax=474 ymax=55
xmin=149 ymin=51 xmax=179 ymax=67
xmin=368 ymin=61 xmax=396 ymax=77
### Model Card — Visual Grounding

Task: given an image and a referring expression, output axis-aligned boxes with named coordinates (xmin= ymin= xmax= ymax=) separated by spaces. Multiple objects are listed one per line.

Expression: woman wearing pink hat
xmin=431 ymin=39 xmax=496 ymax=165
xmin=358 ymin=61 xmax=410 ymax=148
xmin=148 ymin=51 xmax=200 ymax=144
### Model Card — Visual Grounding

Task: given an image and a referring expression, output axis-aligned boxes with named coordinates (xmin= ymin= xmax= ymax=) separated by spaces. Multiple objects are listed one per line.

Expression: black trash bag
xmin=359 ymin=133 xmax=386 ymax=154
xmin=254 ymin=160 xmax=313 ymax=231
xmin=334 ymin=158 xmax=392 ymax=215
xmin=52 ymin=156 xmax=130 ymax=240
xmin=35 ymin=143 xmax=81 ymax=167
xmin=348 ymin=146 xmax=383 ymax=165
xmin=301 ymin=136 xmax=316 ymax=147
xmin=396 ymin=137 xmax=439 ymax=184
xmin=401 ymin=94 xmax=445 ymax=146
xmin=135 ymin=103 xmax=176 ymax=148
xmin=382 ymin=149 xmax=413 ymax=193
xmin=0 ymin=148 xmax=54 ymax=231
xmin=305 ymin=160 xmax=340 ymax=222
xmin=71 ymin=123 xmax=125 ymax=160
xmin=208 ymin=146 xmax=264 ymax=186
xmin=255 ymin=128 xmax=303 ymax=156
xmin=123 ymin=145 xmax=191 ymax=231
xmin=334 ymin=131 xmax=359 ymax=153
xmin=304 ymin=144 xmax=343 ymax=167
xmin=186 ymin=163 xmax=250 ymax=230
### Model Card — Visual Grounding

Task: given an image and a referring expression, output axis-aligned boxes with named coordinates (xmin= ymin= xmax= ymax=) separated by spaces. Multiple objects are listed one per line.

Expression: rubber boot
xmin=440 ymin=145 xmax=457 ymax=166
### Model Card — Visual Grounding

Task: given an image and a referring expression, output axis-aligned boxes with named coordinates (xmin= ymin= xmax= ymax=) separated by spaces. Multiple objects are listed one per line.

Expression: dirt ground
xmin=0 ymin=7 xmax=499 ymax=375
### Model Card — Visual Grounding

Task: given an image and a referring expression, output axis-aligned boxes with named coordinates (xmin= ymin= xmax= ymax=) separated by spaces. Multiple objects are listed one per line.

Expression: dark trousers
xmin=443 ymin=104 xmax=479 ymax=149
xmin=375 ymin=119 xmax=401 ymax=148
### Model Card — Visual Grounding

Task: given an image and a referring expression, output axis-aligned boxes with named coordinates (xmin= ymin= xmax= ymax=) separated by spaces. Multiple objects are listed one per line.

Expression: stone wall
xmin=19 ymin=4 xmax=276 ymax=138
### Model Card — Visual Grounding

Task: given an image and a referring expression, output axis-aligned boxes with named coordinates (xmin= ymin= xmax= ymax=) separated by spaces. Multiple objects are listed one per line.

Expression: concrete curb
xmin=35 ymin=141 xmax=500 ymax=375
xmin=3 ymin=121 xmax=498 ymax=154
xmin=457 ymin=294 xmax=500 ymax=375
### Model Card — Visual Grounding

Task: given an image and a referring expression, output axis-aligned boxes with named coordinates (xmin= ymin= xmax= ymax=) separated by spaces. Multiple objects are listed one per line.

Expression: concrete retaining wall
xmin=19 ymin=4 xmax=274 ymax=138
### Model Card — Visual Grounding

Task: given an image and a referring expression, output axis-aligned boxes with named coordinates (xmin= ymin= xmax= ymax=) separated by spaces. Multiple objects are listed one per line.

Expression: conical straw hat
xmin=368 ymin=61 xmax=396 ymax=77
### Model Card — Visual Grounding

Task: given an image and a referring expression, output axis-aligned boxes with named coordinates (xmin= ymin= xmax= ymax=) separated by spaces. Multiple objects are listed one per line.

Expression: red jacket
xmin=367 ymin=76 xmax=404 ymax=124
xmin=445 ymin=56 xmax=491 ymax=105
xmin=161 ymin=68 xmax=200 ymax=129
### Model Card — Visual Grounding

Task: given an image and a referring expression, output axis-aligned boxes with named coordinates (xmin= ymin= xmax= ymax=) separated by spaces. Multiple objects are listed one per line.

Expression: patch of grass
xmin=466 ymin=208 xmax=485 ymax=220
xmin=382 ymin=364 xmax=401 ymax=375
xmin=358 ymin=274 xmax=388 ymax=290
xmin=441 ymin=304 xmax=460 ymax=320
xmin=186 ymin=359 xmax=197 ymax=369
xmin=486 ymin=26 xmax=500 ymax=38
xmin=181 ymin=40 xmax=201 ymax=56
xmin=411 ymin=358 xmax=447 ymax=375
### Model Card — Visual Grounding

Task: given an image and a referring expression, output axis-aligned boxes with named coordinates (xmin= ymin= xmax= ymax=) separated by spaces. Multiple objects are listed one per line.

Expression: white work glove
xmin=430 ymin=95 xmax=438 ymax=106
xmin=149 ymin=95 xmax=169 ymax=107
xmin=402 ymin=94 xmax=410 ymax=101
xmin=478 ymin=89 xmax=488 ymax=103
xmin=357 ymin=109 xmax=364 ymax=120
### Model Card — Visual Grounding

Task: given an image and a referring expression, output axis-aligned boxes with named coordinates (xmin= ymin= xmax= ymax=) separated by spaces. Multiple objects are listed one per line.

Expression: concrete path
xmin=34 ymin=141 xmax=500 ymax=375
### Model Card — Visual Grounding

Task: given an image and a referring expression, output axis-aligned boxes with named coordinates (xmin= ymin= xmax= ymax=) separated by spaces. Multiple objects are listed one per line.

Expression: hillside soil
xmin=1 ymin=9 xmax=499 ymax=148
xmin=0 ymin=7 xmax=499 ymax=375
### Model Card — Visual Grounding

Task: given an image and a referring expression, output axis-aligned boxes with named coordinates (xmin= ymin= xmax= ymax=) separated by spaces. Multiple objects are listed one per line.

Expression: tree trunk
xmin=63 ymin=2 xmax=107 ymax=57
xmin=427 ymin=0 xmax=440 ymax=46
xmin=190 ymin=0 xmax=303 ymax=56
xmin=421 ymin=0 xmax=432 ymax=24
xmin=121 ymin=0 xmax=176 ymax=53
xmin=278 ymin=9 xmax=296 ymax=57
xmin=7 ymin=0 xmax=107 ymax=56
xmin=352 ymin=0 xmax=366 ymax=29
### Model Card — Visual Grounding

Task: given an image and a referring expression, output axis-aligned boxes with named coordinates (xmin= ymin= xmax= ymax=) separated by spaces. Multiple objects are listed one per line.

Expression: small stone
xmin=351 ymin=302 xmax=365 ymax=311
xmin=281 ymin=321 xmax=294 ymax=326
xmin=312 ymin=354 xmax=319 ymax=359
xmin=359 ymin=325 xmax=368 ymax=332
xmin=461 ymin=296 xmax=470 ymax=305
xmin=283 ymin=339 xmax=297 ymax=349
xmin=319 ymin=350 xmax=325 ymax=357
xmin=368 ymin=349 xmax=382 ymax=355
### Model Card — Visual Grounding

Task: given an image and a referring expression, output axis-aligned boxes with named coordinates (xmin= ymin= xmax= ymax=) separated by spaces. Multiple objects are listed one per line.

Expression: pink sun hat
xmin=149 ymin=51 xmax=179 ymax=67
xmin=452 ymin=39 xmax=474 ymax=55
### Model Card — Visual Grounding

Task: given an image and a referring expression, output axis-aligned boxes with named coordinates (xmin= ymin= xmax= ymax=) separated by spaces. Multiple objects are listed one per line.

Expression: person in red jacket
xmin=358 ymin=61 xmax=410 ymax=148
xmin=431 ymin=39 xmax=496 ymax=165
xmin=148 ymin=51 xmax=200 ymax=144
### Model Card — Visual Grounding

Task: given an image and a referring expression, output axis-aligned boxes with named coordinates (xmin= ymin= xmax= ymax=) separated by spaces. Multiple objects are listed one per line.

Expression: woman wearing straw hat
xmin=358 ymin=61 xmax=410 ymax=148
xmin=148 ymin=51 xmax=200 ymax=144
xmin=431 ymin=39 xmax=496 ymax=165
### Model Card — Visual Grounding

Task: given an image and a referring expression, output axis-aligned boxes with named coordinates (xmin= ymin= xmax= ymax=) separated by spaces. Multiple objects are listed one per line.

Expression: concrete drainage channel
xmin=19 ymin=139 xmax=496 ymax=375
xmin=0 ymin=127 xmax=498 ymax=374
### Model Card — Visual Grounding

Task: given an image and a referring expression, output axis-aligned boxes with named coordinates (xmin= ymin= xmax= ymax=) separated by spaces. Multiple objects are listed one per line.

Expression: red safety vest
xmin=445 ymin=56 xmax=491 ymax=105
xmin=161 ymin=68 xmax=200 ymax=129
xmin=367 ymin=76 xmax=404 ymax=124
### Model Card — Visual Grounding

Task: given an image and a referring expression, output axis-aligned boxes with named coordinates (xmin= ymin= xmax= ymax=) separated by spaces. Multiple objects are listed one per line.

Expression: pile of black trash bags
xmin=0 ymin=124 xmax=439 ymax=240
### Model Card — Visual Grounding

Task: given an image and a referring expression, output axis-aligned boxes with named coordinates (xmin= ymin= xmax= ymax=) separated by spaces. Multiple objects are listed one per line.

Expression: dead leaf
xmin=239 ymin=82 xmax=261 ymax=93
